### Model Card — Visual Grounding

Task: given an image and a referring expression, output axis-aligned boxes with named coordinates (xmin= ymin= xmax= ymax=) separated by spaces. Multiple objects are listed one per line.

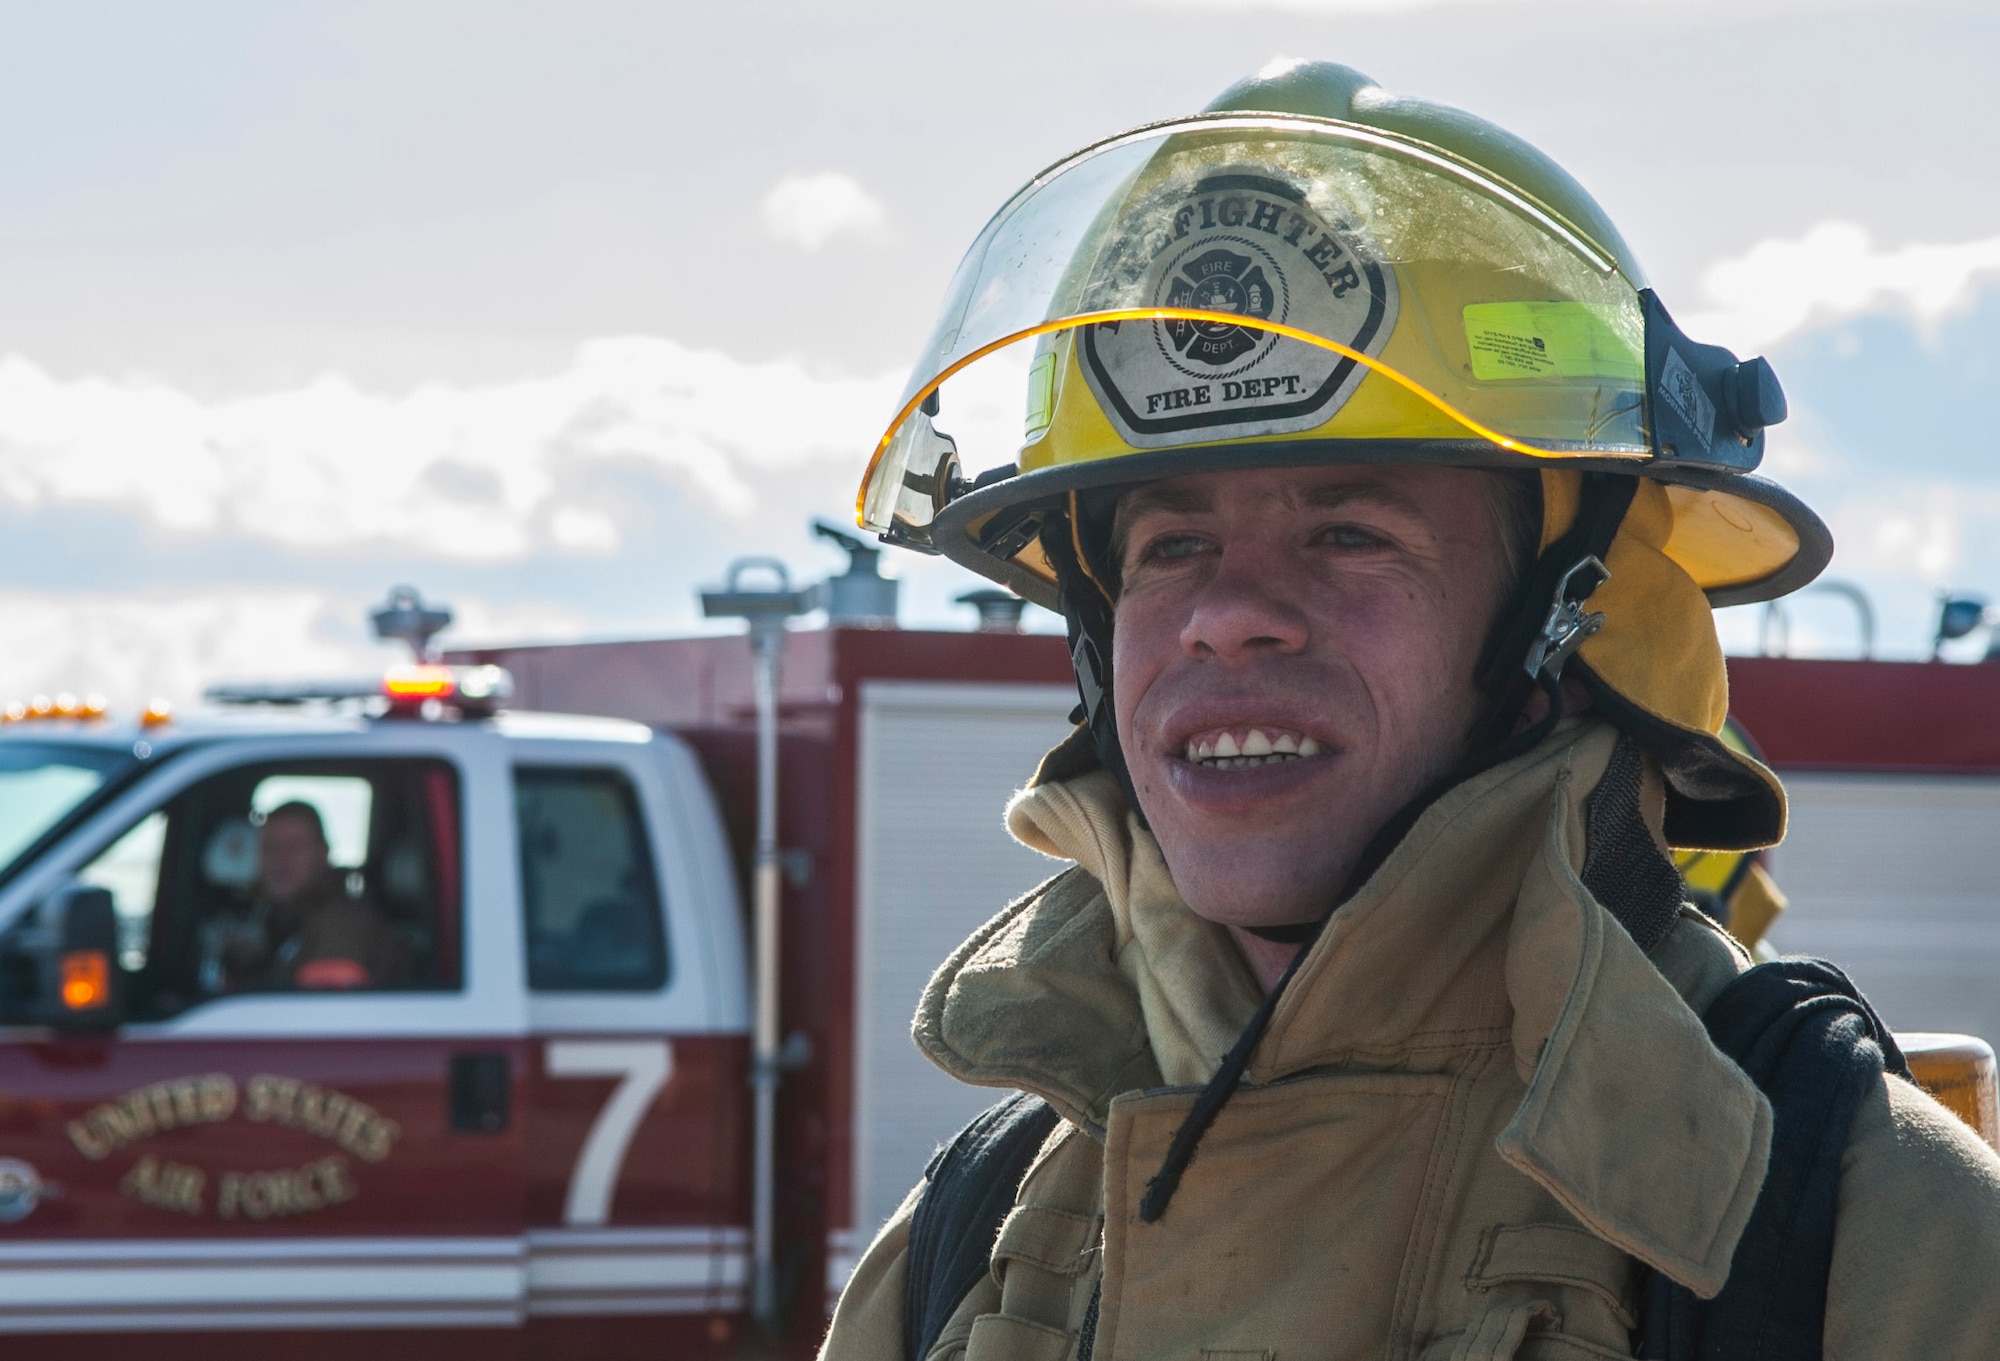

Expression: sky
xmin=2 ymin=0 xmax=1999 ymax=706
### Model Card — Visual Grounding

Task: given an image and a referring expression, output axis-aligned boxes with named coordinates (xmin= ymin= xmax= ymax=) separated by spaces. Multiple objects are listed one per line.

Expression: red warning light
xmin=382 ymin=666 xmax=455 ymax=702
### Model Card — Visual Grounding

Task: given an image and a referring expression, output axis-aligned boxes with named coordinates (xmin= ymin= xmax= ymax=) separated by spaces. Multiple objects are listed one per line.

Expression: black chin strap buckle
xmin=1524 ymin=555 xmax=1611 ymax=682
xmin=1070 ymin=630 xmax=1109 ymax=731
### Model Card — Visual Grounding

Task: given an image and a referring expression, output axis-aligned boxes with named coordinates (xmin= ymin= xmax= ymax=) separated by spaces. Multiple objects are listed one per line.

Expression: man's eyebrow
xmin=1118 ymin=479 xmax=1425 ymax=520
xmin=1116 ymin=483 xmax=1214 ymax=519
xmin=1296 ymin=480 xmax=1429 ymax=518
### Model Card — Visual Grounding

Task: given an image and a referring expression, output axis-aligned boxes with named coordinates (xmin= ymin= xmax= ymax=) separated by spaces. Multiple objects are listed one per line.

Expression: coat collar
xmin=914 ymin=720 xmax=1771 ymax=1297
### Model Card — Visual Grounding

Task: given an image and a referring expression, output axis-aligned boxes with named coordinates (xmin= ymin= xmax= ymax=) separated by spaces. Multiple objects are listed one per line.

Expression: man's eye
xmin=1137 ymin=532 xmax=1211 ymax=565
xmin=1315 ymin=525 xmax=1385 ymax=549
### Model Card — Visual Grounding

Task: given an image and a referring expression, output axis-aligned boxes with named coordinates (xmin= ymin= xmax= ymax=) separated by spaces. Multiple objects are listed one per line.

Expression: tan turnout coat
xmin=821 ymin=723 xmax=2000 ymax=1361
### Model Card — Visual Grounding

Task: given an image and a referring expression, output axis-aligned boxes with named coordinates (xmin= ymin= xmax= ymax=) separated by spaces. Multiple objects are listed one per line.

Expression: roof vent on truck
xmin=371 ymin=584 xmax=455 ymax=662
xmin=956 ymin=589 xmax=1028 ymax=633
xmin=808 ymin=520 xmax=899 ymax=626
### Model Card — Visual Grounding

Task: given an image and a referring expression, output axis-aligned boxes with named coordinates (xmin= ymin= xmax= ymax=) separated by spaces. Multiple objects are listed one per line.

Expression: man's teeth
xmin=1183 ymin=728 xmax=1323 ymax=768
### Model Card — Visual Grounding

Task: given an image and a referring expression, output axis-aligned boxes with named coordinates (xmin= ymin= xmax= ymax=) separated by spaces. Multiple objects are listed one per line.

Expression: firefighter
xmin=222 ymin=801 xmax=412 ymax=990
xmin=824 ymin=61 xmax=2000 ymax=1359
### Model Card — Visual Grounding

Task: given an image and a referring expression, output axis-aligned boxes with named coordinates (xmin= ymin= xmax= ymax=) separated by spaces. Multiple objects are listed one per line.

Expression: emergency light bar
xmin=204 ymin=665 xmax=514 ymax=717
xmin=204 ymin=678 xmax=380 ymax=705
xmin=0 ymin=693 xmax=109 ymax=724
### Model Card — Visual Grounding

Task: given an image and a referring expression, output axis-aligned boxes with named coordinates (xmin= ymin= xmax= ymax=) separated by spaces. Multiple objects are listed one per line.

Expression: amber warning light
xmin=60 ymin=951 xmax=110 ymax=1011
xmin=1 ymin=693 xmax=111 ymax=724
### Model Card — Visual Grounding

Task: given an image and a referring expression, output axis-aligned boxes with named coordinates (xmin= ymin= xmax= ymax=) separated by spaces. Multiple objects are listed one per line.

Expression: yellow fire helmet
xmin=856 ymin=60 xmax=1822 ymax=851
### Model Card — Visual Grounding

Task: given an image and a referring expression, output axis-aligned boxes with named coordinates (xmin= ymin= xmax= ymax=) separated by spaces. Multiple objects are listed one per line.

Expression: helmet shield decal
xmin=1074 ymin=170 xmax=1398 ymax=445
xmin=859 ymin=113 xmax=1655 ymax=542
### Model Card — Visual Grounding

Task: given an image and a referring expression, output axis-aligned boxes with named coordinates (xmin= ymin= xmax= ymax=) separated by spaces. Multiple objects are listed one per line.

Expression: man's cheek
xmin=1109 ymin=617 xmax=1160 ymax=754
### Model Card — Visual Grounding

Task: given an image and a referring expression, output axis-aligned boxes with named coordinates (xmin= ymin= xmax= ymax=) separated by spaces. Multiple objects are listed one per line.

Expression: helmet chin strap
xmin=1041 ymin=494 xmax=1147 ymax=821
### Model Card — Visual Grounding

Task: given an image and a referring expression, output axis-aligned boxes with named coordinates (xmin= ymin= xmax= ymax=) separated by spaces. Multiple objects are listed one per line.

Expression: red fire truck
xmin=0 ymin=594 xmax=1994 ymax=1357
xmin=0 ymin=608 xmax=1085 ymax=1359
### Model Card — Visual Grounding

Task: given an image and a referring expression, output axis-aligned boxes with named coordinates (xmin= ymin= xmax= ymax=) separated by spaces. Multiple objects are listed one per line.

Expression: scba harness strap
xmin=1637 ymin=958 xmax=1908 ymax=1361
xmin=902 ymin=959 xmax=1902 ymax=1361
xmin=903 ymin=1092 xmax=1062 ymax=1361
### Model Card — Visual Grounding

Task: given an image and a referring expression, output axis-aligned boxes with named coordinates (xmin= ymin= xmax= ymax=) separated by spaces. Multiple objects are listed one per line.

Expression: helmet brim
xmin=931 ymin=446 xmax=1828 ymax=613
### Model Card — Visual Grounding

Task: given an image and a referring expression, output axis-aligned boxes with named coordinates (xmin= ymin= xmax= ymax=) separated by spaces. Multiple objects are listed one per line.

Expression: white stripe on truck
xmin=0 ymin=1228 xmax=750 ymax=1332
xmin=526 ymin=1225 xmax=747 ymax=1316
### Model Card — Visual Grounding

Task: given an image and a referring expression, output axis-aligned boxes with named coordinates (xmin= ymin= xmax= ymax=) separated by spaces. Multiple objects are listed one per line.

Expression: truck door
xmin=0 ymin=740 xmax=528 ymax=1359
xmin=512 ymin=733 xmax=749 ymax=1359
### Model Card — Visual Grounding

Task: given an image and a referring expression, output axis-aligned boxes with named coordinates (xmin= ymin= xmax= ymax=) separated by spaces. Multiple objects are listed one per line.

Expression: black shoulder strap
xmin=1638 ymin=958 xmax=1910 ymax=1360
xmin=903 ymin=1092 xmax=1062 ymax=1361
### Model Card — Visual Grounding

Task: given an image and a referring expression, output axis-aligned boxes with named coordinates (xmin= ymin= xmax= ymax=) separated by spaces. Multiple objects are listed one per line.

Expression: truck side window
xmin=514 ymin=766 xmax=669 ymax=992
xmin=78 ymin=811 xmax=167 ymax=971
xmin=88 ymin=758 xmax=462 ymax=1020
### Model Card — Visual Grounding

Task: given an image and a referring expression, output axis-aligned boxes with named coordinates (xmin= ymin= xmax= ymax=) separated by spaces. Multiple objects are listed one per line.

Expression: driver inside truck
xmin=214 ymin=801 xmax=413 ymax=991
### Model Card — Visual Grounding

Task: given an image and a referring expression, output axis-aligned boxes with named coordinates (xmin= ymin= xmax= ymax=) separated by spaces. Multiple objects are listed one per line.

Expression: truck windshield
xmin=0 ymin=742 xmax=135 ymax=877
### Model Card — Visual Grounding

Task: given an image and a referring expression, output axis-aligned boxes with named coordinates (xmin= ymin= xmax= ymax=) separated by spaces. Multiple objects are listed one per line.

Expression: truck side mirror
xmin=0 ymin=884 xmax=124 ymax=1030
xmin=55 ymin=886 xmax=119 ymax=1025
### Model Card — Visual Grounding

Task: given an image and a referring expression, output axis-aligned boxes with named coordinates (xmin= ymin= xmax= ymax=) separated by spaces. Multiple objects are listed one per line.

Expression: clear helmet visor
xmin=859 ymin=113 xmax=1653 ymax=538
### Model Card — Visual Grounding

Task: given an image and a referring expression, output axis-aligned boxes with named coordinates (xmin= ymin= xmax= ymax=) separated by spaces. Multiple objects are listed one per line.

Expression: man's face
xmin=1110 ymin=463 xmax=1519 ymax=931
xmin=258 ymin=812 xmax=329 ymax=905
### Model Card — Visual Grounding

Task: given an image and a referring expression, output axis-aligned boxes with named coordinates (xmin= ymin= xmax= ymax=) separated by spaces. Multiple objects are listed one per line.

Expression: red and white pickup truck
xmin=0 ymin=624 xmax=1081 ymax=1359
xmin=0 ymin=619 xmax=1994 ymax=1359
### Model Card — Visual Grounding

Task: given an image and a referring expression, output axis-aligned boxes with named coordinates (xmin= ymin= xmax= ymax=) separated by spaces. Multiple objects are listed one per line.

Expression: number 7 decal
xmin=546 ymin=1040 xmax=673 ymax=1227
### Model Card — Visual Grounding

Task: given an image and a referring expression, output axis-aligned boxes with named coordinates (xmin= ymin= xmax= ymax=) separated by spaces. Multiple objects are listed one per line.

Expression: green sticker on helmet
xmin=1462 ymin=302 xmax=1643 ymax=382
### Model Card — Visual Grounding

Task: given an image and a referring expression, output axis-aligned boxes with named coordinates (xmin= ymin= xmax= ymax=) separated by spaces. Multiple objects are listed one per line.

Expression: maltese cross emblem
xmin=1163 ymin=248 xmax=1277 ymax=368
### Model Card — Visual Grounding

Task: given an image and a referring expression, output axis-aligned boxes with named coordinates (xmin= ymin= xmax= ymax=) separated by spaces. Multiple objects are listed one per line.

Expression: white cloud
xmin=0 ymin=338 xmax=904 ymax=559
xmin=1708 ymin=477 xmax=2000 ymax=660
xmin=0 ymin=589 xmax=371 ymax=713
xmin=548 ymin=505 xmax=621 ymax=554
xmin=1814 ymin=481 xmax=2000 ymax=590
xmin=0 ymin=333 xmax=1055 ymax=701
xmin=760 ymin=171 xmax=889 ymax=251
xmin=1683 ymin=221 xmax=2000 ymax=356
xmin=0 ymin=587 xmax=593 ymax=713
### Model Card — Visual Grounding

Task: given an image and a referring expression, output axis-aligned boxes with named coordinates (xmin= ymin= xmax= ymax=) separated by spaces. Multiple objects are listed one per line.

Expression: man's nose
xmin=1179 ymin=548 xmax=1310 ymax=661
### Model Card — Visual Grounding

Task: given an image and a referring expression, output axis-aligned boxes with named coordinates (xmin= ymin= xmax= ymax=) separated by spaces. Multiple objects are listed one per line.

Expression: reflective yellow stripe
xmin=855 ymin=307 xmax=1650 ymax=526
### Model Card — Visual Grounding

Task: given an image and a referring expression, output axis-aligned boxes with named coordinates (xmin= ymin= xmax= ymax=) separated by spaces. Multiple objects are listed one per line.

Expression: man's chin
xmin=1156 ymin=842 xmax=1352 ymax=928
